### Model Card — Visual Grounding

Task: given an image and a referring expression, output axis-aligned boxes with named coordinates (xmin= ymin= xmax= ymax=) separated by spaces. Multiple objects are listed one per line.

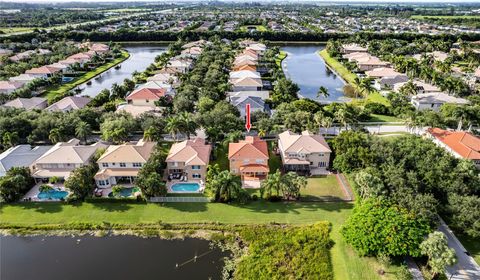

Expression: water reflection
xmin=281 ymin=45 xmax=349 ymax=103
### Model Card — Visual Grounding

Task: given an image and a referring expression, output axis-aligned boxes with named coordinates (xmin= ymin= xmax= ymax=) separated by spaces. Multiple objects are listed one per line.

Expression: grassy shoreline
xmin=42 ymin=50 xmax=130 ymax=102
xmin=0 ymin=201 xmax=399 ymax=280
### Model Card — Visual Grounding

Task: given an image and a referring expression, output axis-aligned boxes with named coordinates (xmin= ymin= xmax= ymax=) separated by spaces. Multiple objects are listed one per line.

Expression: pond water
xmin=78 ymin=44 xmax=167 ymax=97
xmin=0 ymin=235 xmax=227 ymax=280
xmin=281 ymin=45 xmax=348 ymax=103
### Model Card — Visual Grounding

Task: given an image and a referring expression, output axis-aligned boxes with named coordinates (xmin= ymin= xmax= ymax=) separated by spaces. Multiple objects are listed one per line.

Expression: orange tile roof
xmin=233 ymin=65 xmax=257 ymax=71
xmin=228 ymin=136 xmax=269 ymax=160
xmin=25 ymin=66 xmax=61 ymax=75
xmin=240 ymin=164 xmax=269 ymax=173
xmin=428 ymin=128 xmax=480 ymax=160
xmin=126 ymin=88 xmax=166 ymax=100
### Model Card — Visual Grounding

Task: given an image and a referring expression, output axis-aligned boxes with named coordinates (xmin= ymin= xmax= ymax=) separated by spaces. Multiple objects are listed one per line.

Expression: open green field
xmin=301 ymin=176 xmax=347 ymax=201
xmin=0 ymin=201 xmax=399 ymax=280
xmin=0 ymin=27 xmax=35 ymax=34
xmin=368 ymin=114 xmax=404 ymax=123
xmin=275 ymin=50 xmax=287 ymax=67
xmin=42 ymin=51 xmax=130 ymax=102
xmin=239 ymin=25 xmax=268 ymax=32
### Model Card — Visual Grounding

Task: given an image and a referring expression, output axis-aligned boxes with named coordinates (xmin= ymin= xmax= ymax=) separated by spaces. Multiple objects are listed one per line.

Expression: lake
xmin=281 ymin=45 xmax=348 ymax=103
xmin=78 ymin=44 xmax=167 ymax=97
xmin=0 ymin=235 xmax=227 ymax=280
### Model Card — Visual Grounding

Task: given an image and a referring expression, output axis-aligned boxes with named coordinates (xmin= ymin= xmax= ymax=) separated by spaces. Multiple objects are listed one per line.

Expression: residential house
xmin=0 ymin=81 xmax=24 ymax=94
xmin=233 ymin=59 xmax=257 ymax=68
xmin=356 ymin=57 xmax=390 ymax=72
xmin=374 ymin=74 xmax=409 ymax=90
xmin=9 ymin=74 xmax=37 ymax=85
xmin=227 ymin=90 xmax=270 ymax=100
xmin=25 ymin=66 xmax=62 ymax=79
xmin=30 ymin=139 xmax=106 ymax=182
xmin=233 ymin=64 xmax=257 ymax=72
xmin=228 ymin=136 xmax=269 ymax=186
xmin=229 ymin=70 xmax=261 ymax=80
xmin=137 ymin=81 xmax=175 ymax=95
xmin=230 ymin=96 xmax=269 ymax=117
xmin=365 ymin=67 xmax=402 ymax=79
xmin=393 ymin=80 xmax=441 ymax=94
xmin=2 ymin=97 xmax=47 ymax=110
xmin=411 ymin=92 xmax=469 ymax=111
xmin=94 ymin=139 xmax=155 ymax=188
xmin=167 ymin=58 xmax=193 ymax=74
xmin=46 ymin=96 xmax=91 ymax=112
xmin=126 ymin=88 xmax=167 ymax=106
xmin=230 ymin=77 xmax=263 ymax=91
xmin=166 ymin=138 xmax=211 ymax=181
xmin=147 ymin=73 xmax=179 ymax=85
xmin=0 ymin=145 xmax=52 ymax=177
xmin=426 ymin=128 xmax=480 ymax=169
xmin=278 ymin=131 xmax=331 ymax=175
xmin=341 ymin=43 xmax=368 ymax=54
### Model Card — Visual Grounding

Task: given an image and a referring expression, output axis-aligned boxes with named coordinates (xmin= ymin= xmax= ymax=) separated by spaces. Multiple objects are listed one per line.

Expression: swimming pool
xmin=108 ymin=187 xmax=141 ymax=198
xmin=37 ymin=190 xmax=69 ymax=200
xmin=171 ymin=183 xmax=201 ymax=193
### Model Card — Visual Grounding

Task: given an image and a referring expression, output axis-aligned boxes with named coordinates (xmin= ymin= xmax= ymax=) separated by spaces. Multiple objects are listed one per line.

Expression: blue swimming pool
xmin=171 ymin=183 xmax=201 ymax=192
xmin=37 ymin=190 xmax=69 ymax=200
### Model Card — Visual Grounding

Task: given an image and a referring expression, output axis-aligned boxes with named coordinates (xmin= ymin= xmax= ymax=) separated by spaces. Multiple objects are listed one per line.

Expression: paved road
xmin=438 ymin=218 xmax=480 ymax=280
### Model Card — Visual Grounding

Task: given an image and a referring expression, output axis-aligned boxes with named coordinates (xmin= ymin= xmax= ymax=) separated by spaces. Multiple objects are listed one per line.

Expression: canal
xmin=79 ymin=44 xmax=167 ymax=97
xmin=281 ymin=45 xmax=348 ymax=103
xmin=0 ymin=235 xmax=227 ymax=280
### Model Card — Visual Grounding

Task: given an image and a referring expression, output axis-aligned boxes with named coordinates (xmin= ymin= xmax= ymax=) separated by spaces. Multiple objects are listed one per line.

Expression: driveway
xmin=438 ymin=218 xmax=480 ymax=280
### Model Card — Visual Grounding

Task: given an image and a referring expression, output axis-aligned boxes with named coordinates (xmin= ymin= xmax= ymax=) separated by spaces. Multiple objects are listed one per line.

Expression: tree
xmin=271 ymin=78 xmax=299 ymax=105
xmin=260 ymin=170 xmax=306 ymax=200
xmin=165 ymin=115 xmax=182 ymax=141
xmin=2 ymin=131 xmax=19 ymax=148
xmin=446 ymin=194 xmax=480 ymax=238
xmin=354 ymin=169 xmax=387 ymax=199
xmin=135 ymin=146 xmax=168 ymax=197
xmin=64 ymin=164 xmax=97 ymax=200
xmin=100 ymin=113 xmax=137 ymax=144
xmin=317 ymin=86 xmax=330 ymax=99
xmin=0 ymin=167 xmax=34 ymax=202
xmin=341 ymin=199 xmax=431 ymax=257
xmin=420 ymin=231 xmax=457 ymax=278
xmin=260 ymin=170 xmax=282 ymax=198
xmin=206 ymin=169 xmax=244 ymax=202
xmin=75 ymin=121 xmax=91 ymax=144
xmin=48 ymin=128 xmax=63 ymax=143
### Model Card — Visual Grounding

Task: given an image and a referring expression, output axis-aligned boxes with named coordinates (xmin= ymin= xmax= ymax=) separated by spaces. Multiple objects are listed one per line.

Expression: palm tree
xmin=143 ymin=126 xmax=156 ymax=142
xmin=48 ymin=128 xmax=62 ymax=144
xmin=260 ymin=170 xmax=282 ymax=198
xmin=179 ymin=112 xmax=197 ymax=139
xmin=75 ymin=121 xmax=91 ymax=144
xmin=2 ymin=131 xmax=19 ymax=148
xmin=317 ymin=86 xmax=330 ymax=99
xmin=399 ymin=80 xmax=417 ymax=96
xmin=207 ymin=170 xmax=243 ymax=202
xmin=165 ymin=116 xmax=181 ymax=141
xmin=359 ymin=77 xmax=375 ymax=98
xmin=321 ymin=117 xmax=334 ymax=135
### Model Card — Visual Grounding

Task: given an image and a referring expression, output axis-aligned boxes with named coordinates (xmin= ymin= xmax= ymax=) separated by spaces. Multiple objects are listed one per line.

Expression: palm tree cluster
xmin=165 ymin=112 xmax=198 ymax=141
xmin=260 ymin=170 xmax=307 ymax=200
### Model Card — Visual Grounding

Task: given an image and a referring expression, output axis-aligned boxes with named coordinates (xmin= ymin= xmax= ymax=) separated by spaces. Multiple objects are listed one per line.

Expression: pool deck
xmin=22 ymin=183 xmax=69 ymax=202
xmin=167 ymin=180 xmax=205 ymax=194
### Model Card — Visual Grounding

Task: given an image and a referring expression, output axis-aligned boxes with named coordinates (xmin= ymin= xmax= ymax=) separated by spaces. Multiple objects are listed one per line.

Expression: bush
xmin=364 ymin=102 xmax=391 ymax=115
xmin=39 ymin=184 xmax=53 ymax=193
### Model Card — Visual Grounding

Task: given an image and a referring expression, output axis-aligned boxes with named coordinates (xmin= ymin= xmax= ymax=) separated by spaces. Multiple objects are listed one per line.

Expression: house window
xmin=98 ymin=180 xmax=109 ymax=186
xmin=255 ymin=159 xmax=264 ymax=164
xmin=102 ymin=163 xmax=108 ymax=167
xmin=192 ymin=173 xmax=201 ymax=179
xmin=120 ymin=162 xmax=126 ymax=167
xmin=112 ymin=163 xmax=116 ymax=166
xmin=146 ymin=100 xmax=150 ymax=103
xmin=192 ymin=165 xmax=201 ymax=170
xmin=133 ymin=162 xmax=142 ymax=167
xmin=318 ymin=162 xmax=326 ymax=167
xmin=319 ymin=153 xmax=324 ymax=157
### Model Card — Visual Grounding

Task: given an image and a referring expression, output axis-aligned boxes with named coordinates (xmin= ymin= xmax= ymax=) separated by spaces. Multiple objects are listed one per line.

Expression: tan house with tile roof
xmin=46 ymin=96 xmax=91 ymax=112
xmin=228 ymin=136 xmax=269 ymax=184
xmin=230 ymin=77 xmax=263 ymax=91
xmin=94 ymin=139 xmax=155 ymax=188
xmin=30 ymin=139 xmax=107 ymax=182
xmin=278 ymin=131 xmax=331 ymax=175
xmin=166 ymin=138 xmax=211 ymax=181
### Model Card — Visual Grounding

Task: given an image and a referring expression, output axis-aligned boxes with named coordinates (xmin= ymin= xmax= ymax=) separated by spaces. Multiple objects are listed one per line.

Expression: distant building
xmin=411 ymin=92 xmax=469 ymax=111
xmin=46 ymin=96 xmax=91 ymax=112
xmin=2 ymin=97 xmax=47 ymax=110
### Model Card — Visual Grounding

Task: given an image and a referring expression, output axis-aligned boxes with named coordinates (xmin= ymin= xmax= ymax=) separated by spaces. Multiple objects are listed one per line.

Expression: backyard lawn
xmin=457 ymin=234 xmax=480 ymax=265
xmin=42 ymin=51 xmax=130 ymax=102
xmin=301 ymin=176 xmax=347 ymax=201
xmin=239 ymin=25 xmax=268 ymax=32
xmin=368 ymin=114 xmax=404 ymax=123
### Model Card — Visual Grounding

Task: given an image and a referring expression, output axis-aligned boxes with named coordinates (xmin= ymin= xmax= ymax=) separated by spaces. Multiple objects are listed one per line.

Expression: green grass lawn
xmin=411 ymin=15 xmax=480 ymax=19
xmin=368 ymin=114 xmax=404 ymax=123
xmin=239 ymin=25 xmax=268 ymax=32
xmin=275 ymin=51 xmax=287 ymax=67
xmin=457 ymin=234 xmax=480 ymax=265
xmin=301 ymin=176 xmax=347 ymax=201
xmin=42 ymin=51 xmax=130 ymax=102
xmin=0 ymin=27 xmax=35 ymax=34
xmin=267 ymin=141 xmax=281 ymax=173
